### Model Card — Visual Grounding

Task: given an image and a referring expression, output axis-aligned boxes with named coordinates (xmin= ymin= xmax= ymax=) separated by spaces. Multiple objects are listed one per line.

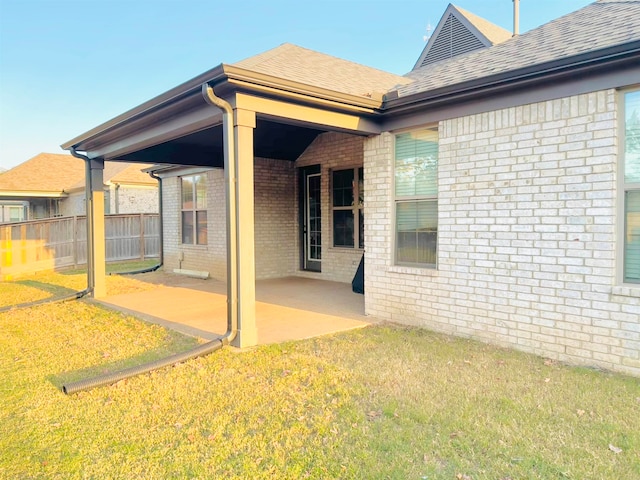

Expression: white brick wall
xmin=296 ymin=132 xmax=365 ymax=283
xmin=60 ymin=186 xmax=159 ymax=217
xmin=365 ymin=89 xmax=640 ymax=376
xmin=162 ymin=158 xmax=296 ymax=281
xmin=162 ymin=169 xmax=227 ymax=278
xmin=110 ymin=185 xmax=159 ymax=214
xmin=254 ymin=158 xmax=297 ymax=279
xmin=60 ymin=192 xmax=86 ymax=216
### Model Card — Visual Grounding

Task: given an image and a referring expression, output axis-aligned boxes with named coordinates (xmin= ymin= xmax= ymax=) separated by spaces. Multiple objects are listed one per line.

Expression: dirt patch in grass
xmin=1 ymin=303 xmax=638 ymax=479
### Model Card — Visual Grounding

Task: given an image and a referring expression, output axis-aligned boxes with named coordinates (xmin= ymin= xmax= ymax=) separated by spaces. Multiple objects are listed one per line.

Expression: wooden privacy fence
xmin=0 ymin=214 xmax=160 ymax=279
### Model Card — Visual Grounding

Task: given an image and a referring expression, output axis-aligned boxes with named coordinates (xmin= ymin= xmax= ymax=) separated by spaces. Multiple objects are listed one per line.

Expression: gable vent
xmin=419 ymin=13 xmax=485 ymax=68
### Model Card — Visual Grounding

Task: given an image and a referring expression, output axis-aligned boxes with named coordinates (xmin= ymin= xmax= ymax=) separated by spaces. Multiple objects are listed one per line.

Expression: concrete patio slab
xmin=98 ymin=273 xmax=375 ymax=345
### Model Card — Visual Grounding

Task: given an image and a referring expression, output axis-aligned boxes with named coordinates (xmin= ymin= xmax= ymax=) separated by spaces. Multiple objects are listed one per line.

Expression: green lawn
xmin=0 ymin=263 xmax=157 ymax=308
xmin=1 ymin=275 xmax=639 ymax=479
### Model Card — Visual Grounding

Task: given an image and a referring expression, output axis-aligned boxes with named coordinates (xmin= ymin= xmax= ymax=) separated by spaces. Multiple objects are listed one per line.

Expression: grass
xmin=0 ymin=275 xmax=639 ymax=479
xmin=0 ymin=261 xmax=157 ymax=308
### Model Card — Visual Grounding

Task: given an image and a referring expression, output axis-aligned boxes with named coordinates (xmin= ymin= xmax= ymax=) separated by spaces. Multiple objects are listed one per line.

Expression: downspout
xmin=202 ymin=82 xmax=239 ymax=347
xmin=61 ymin=85 xmax=238 ymax=394
xmin=69 ymin=148 xmax=95 ymax=298
xmin=148 ymin=171 xmax=164 ymax=267
xmin=109 ymin=173 xmax=163 ymax=275
xmin=114 ymin=183 xmax=120 ymax=214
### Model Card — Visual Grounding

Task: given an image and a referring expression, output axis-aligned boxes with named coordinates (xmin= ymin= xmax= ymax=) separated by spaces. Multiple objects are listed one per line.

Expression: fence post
xmin=73 ymin=216 xmax=78 ymax=268
xmin=140 ymin=213 xmax=145 ymax=260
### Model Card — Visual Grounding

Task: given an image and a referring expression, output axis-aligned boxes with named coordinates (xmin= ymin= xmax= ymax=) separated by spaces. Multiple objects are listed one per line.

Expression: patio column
xmin=233 ymin=107 xmax=257 ymax=348
xmin=88 ymin=159 xmax=107 ymax=298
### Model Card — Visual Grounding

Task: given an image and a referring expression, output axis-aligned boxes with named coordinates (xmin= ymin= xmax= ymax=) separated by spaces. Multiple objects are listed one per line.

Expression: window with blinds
xmin=394 ymin=128 xmax=438 ymax=266
xmin=624 ymin=90 xmax=640 ymax=283
xmin=181 ymin=174 xmax=208 ymax=245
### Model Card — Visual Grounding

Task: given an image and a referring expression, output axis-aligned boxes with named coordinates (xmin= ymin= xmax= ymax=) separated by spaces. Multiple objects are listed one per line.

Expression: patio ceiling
xmin=117 ymin=119 xmax=325 ymax=167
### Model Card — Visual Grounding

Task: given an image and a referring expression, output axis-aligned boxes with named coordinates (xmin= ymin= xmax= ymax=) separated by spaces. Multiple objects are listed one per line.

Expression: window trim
xmin=331 ymin=166 xmax=364 ymax=250
xmin=618 ymin=86 xmax=640 ymax=285
xmin=180 ymin=174 xmax=208 ymax=246
xmin=392 ymin=126 xmax=439 ymax=269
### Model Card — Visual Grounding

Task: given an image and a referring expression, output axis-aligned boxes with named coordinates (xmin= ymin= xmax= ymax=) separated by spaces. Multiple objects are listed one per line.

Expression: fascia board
xmin=62 ymin=65 xmax=226 ymax=152
xmin=221 ymin=65 xmax=384 ymax=111
xmin=0 ymin=191 xmax=69 ymax=198
xmin=388 ymin=40 xmax=640 ymax=115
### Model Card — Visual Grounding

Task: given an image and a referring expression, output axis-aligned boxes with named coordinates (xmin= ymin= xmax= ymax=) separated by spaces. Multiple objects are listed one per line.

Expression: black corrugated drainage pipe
xmin=148 ymin=170 xmax=164 ymax=268
xmin=62 ymin=339 xmax=227 ymax=394
xmin=62 ymin=84 xmax=238 ymax=394
xmin=106 ymin=168 xmax=165 ymax=275
xmin=0 ymin=288 xmax=91 ymax=314
xmin=108 ymin=263 xmax=162 ymax=276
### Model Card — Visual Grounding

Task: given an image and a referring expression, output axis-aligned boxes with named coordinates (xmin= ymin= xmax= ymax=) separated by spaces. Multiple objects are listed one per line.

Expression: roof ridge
xmin=232 ymin=42 xmax=411 ymax=98
xmin=400 ymin=0 xmax=640 ymax=97
xmin=235 ymin=42 xmax=407 ymax=78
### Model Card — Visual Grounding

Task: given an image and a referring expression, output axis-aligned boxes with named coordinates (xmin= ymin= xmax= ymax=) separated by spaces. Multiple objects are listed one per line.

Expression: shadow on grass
xmin=47 ymin=333 xmax=201 ymax=392
xmin=60 ymin=259 xmax=160 ymax=276
xmin=0 ymin=280 xmax=84 ymax=313
xmin=16 ymin=280 xmax=77 ymax=297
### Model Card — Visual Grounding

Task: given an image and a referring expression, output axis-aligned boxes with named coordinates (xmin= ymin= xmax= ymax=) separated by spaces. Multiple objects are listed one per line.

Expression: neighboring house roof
xmin=67 ymin=162 xmax=156 ymax=190
xmin=400 ymin=0 xmax=640 ymax=97
xmin=413 ymin=3 xmax=512 ymax=70
xmin=0 ymin=153 xmax=85 ymax=196
xmin=233 ymin=43 xmax=412 ymax=99
xmin=0 ymin=153 xmax=155 ymax=197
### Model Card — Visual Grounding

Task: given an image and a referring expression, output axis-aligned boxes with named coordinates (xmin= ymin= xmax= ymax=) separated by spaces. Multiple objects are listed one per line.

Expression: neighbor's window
xmin=332 ymin=167 xmax=364 ymax=248
xmin=623 ymin=89 xmax=640 ymax=283
xmin=395 ymin=128 xmax=438 ymax=266
xmin=181 ymin=174 xmax=207 ymax=245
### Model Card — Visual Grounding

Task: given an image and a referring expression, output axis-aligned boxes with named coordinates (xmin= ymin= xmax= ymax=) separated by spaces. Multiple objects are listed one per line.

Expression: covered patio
xmin=98 ymin=272 xmax=374 ymax=345
xmin=61 ymin=44 xmax=407 ymax=348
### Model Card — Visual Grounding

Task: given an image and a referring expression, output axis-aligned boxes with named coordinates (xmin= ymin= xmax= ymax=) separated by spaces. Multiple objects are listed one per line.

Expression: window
xmin=8 ymin=206 xmax=25 ymax=222
xmin=395 ymin=128 xmax=438 ymax=266
xmin=181 ymin=174 xmax=207 ymax=245
xmin=332 ymin=167 xmax=363 ymax=248
xmin=623 ymin=90 xmax=640 ymax=283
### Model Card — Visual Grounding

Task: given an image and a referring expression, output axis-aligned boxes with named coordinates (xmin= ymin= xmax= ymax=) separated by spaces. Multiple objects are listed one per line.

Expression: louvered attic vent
xmin=418 ymin=13 xmax=485 ymax=68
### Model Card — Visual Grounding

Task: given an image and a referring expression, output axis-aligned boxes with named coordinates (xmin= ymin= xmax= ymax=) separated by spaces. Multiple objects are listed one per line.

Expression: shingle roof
xmin=68 ymin=162 xmax=156 ymax=190
xmin=399 ymin=0 xmax=640 ymax=97
xmin=0 ymin=153 xmax=85 ymax=192
xmin=0 ymin=153 xmax=155 ymax=194
xmin=454 ymin=5 xmax=512 ymax=45
xmin=233 ymin=43 xmax=412 ymax=98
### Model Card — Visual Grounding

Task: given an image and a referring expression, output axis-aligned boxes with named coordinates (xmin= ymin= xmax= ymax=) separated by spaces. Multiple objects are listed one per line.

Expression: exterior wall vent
xmin=412 ymin=5 xmax=512 ymax=72
xmin=418 ymin=13 xmax=485 ymax=68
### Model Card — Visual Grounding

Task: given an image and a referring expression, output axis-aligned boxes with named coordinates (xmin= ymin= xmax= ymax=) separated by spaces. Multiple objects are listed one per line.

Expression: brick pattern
xmin=60 ymin=193 xmax=85 ymax=217
xmin=162 ymin=170 xmax=226 ymax=278
xmin=61 ymin=187 xmax=158 ymax=216
xmin=365 ymin=89 xmax=640 ymax=376
xmin=109 ymin=186 xmax=159 ymax=214
xmin=296 ymin=132 xmax=365 ymax=283
xmin=162 ymin=159 xmax=296 ymax=280
xmin=254 ymin=158 xmax=296 ymax=279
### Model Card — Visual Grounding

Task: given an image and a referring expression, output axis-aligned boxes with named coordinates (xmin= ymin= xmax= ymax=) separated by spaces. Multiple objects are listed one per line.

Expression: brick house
xmin=0 ymin=153 xmax=158 ymax=223
xmin=63 ymin=0 xmax=640 ymax=375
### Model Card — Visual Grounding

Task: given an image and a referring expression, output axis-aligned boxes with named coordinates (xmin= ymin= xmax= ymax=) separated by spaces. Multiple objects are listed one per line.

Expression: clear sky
xmin=0 ymin=0 xmax=593 ymax=171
